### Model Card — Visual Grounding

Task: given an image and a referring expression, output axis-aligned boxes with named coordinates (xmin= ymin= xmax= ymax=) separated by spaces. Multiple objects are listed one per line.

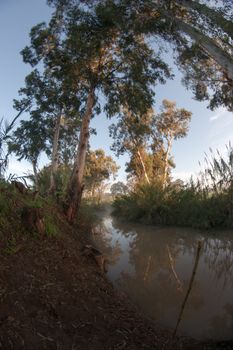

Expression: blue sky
xmin=1 ymin=0 xmax=232 ymax=183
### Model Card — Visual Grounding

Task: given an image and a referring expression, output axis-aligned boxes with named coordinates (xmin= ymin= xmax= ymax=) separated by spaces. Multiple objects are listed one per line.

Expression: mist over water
xmin=94 ymin=213 xmax=233 ymax=340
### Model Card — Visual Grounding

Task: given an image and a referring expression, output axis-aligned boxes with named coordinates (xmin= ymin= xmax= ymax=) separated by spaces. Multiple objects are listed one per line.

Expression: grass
xmin=0 ymin=179 xmax=100 ymax=243
xmin=113 ymin=146 xmax=233 ymax=229
xmin=44 ymin=217 xmax=59 ymax=237
xmin=0 ymin=181 xmax=60 ymax=238
xmin=113 ymin=181 xmax=233 ymax=229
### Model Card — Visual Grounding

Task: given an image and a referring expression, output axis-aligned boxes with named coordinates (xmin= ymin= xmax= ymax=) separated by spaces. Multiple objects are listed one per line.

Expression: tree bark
xmin=150 ymin=3 xmax=233 ymax=80
xmin=66 ymin=89 xmax=95 ymax=223
xmin=32 ymin=159 xmax=39 ymax=192
xmin=175 ymin=0 xmax=233 ymax=41
xmin=137 ymin=149 xmax=150 ymax=184
xmin=163 ymin=138 xmax=172 ymax=188
xmin=49 ymin=114 xmax=61 ymax=194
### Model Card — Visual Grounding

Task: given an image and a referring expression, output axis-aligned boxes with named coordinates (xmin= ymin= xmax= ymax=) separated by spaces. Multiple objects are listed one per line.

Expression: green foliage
xmin=0 ymin=111 xmax=24 ymax=178
xmin=155 ymin=99 xmax=192 ymax=186
xmin=8 ymin=113 xmax=47 ymax=163
xmin=110 ymin=181 xmax=127 ymax=197
xmin=44 ymin=216 xmax=58 ymax=237
xmin=84 ymin=149 xmax=118 ymax=200
xmin=10 ymin=67 xmax=82 ymax=189
xmin=23 ymin=1 xmax=171 ymax=119
xmin=0 ymin=181 xmax=26 ymax=237
xmin=177 ymin=44 xmax=233 ymax=111
xmin=156 ymin=100 xmax=192 ymax=141
xmin=78 ymin=199 xmax=99 ymax=230
xmin=0 ymin=180 xmax=59 ymax=239
xmin=0 ymin=180 xmax=100 ymax=252
xmin=110 ymin=99 xmax=191 ymax=186
xmin=114 ymin=181 xmax=232 ymax=228
xmin=37 ymin=149 xmax=118 ymax=203
xmin=113 ymin=182 xmax=164 ymax=223
xmin=37 ymin=164 xmax=71 ymax=198
xmin=26 ymin=197 xmax=44 ymax=209
xmin=0 ymin=193 xmax=9 ymax=215
xmin=112 ymin=0 xmax=233 ymax=111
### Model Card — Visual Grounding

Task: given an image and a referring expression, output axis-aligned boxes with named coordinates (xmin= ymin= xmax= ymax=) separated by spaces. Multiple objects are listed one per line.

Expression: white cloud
xmin=209 ymin=107 xmax=227 ymax=122
xmin=209 ymin=108 xmax=233 ymax=151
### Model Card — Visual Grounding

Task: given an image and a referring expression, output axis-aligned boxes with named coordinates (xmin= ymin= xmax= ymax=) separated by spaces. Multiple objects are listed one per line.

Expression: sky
xmin=0 ymin=0 xmax=233 ymax=183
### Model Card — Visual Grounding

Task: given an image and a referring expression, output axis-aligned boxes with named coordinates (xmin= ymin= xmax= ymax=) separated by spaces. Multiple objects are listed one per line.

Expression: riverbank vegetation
xmin=113 ymin=144 xmax=233 ymax=229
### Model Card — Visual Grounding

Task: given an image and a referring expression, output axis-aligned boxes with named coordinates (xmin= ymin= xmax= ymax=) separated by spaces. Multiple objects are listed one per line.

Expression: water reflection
xmin=94 ymin=214 xmax=233 ymax=340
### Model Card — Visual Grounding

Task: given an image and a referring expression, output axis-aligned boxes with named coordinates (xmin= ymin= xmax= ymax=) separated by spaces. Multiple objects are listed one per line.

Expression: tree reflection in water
xmin=203 ymin=238 xmax=233 ymax=289
xmin=94 ymin=214 xmax=233 ymax=340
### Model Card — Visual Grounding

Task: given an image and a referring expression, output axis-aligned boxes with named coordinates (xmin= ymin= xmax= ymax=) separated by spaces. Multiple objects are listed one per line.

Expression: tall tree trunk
xmin=163 ymin=138 xmax=172 ymax=188
xmin=91 ymin=184 xmax=95 ymax=199
xmin=151 ymin=5 xmax=233 ymax=80
xmin=66 ymin=89 xmax=95 ymax=223
xmin=49 ymin=114 xmax=61 ymax=195
xmin=32 ymin=159 xmax=39 ymax=192
xmin=137 ymin=149 xmax=150 ymax=184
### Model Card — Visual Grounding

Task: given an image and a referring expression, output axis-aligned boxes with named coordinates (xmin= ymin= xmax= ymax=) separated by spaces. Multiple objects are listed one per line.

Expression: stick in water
xmin=143 ymin=255 xmax=152 ymax=281
xmin=173 ymin=240 xmax=202 ymax=338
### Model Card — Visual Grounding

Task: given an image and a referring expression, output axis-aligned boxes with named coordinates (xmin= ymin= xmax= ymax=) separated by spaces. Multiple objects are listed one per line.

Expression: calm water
xmin=94 ymin=213 xmax=233 ymax=341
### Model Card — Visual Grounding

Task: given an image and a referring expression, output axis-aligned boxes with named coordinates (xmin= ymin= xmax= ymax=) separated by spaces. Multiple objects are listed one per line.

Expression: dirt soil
xmin=0 ymin=207 xmax=232 ymax=350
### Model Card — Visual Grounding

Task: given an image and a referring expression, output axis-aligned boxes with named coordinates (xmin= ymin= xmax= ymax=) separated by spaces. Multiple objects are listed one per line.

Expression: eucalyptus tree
xmin=8 ymin=112 xmax=47 ymax=190
xmin=12 ymin=66 xmax=81 ymax=194
xmin=66 ymin=0 xmax=233 ymax=111
xmin=84 ymin=149 xmax=118 ymax=200
xmin=21 ymin=0 xmax=171 ymax=221
xmin=10 ymin=70 xmax=51 ymax=190
xmin=136 ymin=0 xmax=233 ymax=111
xmin=84 ymin=0 xmax=232 ymax=110
xmin=110 ymin=108 xmax=154 ymax=184
xmin=96 ymin=0 xmax=233 ymax=110
xmin=155 ymin=99 xmax=192 ymax=187
xmin=176 ymin=45 xmax=233 ymax=111
xmin=163 ymin=0 xmax=233 ymax=79
xmin=110 ymin=101 xmax=188 ymax=186
xmin=111 ymin=181 xmax=127 ymax=197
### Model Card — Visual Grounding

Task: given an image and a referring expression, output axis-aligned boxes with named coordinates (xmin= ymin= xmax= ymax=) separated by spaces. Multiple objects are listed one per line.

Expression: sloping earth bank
xmin=0 ymin=200 xmax=232 ymax=349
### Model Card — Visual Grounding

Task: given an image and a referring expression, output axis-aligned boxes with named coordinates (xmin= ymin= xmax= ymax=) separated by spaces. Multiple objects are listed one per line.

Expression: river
xmin=94 ymin=211 xmax=233 ymax=341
